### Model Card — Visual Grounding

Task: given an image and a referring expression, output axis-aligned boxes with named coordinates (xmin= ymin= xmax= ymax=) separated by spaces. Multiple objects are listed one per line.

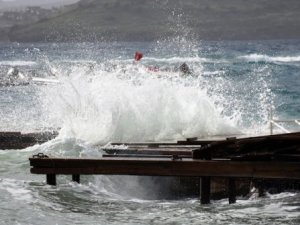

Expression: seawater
xmin=0 ymin=40 xmax=299 ymax=224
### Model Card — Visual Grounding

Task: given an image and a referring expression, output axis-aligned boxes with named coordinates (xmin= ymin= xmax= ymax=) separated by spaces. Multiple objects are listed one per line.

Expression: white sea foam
xmin=0 ymin=179 xmax=32 ymax=201
xmin=240 ymin=54 xmax=300 ymax=63
xmin=144 ymin=56 xmax=208 ymax=63
xmin=0 ymin=60 xmax=37 ymax=66
xmin=41 ymin=62 xmax=239 ymax=145
xmin=24 ymin=47 xmax=40 ymax=53
xmin=110 ymin=56 xmax=226 ymax=65
xmin=53 ymin=60 xmax=97 ymax=64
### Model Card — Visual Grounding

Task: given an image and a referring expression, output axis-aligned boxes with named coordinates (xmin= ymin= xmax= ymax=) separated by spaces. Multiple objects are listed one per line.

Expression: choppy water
xmin=0 ymin=40 xmax=300 ymax=224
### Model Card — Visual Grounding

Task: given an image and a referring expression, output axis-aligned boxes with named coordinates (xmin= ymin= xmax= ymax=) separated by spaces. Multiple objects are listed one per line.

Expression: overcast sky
xmin=0 ymin=0 xmax=79 ymax=10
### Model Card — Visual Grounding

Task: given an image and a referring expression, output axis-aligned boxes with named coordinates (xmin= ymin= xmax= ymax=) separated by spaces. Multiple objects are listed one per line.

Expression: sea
xmin=0 ymin=40 xmax=299 ymax=224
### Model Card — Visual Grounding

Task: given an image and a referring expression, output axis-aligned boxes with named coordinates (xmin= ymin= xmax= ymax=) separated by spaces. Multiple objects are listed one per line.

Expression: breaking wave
xmin=41 ymin=63 xmax=240 ymax=145
xmin=240 ymin=54 xmax=300 ymax=63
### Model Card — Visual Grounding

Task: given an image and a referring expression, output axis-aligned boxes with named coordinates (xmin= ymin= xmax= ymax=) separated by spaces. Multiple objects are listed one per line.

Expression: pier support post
xmin=257 ymin=180 xmax=265 ymax=197
xmin=46 ymin=174 xmax=56 ymax=185
xmin=228 ymin=178 xmax=236 ymax=204
xmin=200 ymin=177 xmax=211 ymax=204
xmin=72 ymin=174 xmax=80 ymax=183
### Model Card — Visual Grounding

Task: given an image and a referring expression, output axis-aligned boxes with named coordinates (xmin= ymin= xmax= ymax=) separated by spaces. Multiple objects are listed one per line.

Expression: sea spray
xmin=41 ymin=62 xmax=239 ymax=145
xmin=200 ymin=60 xmax=274 ymax=134
xmin=0 ymin=42 xmax=277 ymax=139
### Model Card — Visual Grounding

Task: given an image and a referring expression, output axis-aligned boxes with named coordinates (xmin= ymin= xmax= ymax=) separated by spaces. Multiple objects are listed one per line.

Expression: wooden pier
xmin=29 ymin=132 xmax=300 ymax=204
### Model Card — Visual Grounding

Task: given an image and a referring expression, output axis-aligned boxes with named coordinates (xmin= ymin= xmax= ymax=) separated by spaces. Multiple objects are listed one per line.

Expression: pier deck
xmin=29 ymin=132 xmax=300 ymax=204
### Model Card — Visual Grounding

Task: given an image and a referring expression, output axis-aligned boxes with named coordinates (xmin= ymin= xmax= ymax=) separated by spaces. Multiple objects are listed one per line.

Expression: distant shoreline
xmin=2 ymin=0 xmax=300 ymax=43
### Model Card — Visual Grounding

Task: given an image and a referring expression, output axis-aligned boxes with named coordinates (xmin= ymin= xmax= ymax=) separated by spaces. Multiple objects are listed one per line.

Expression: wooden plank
xmin=102 ymin=148 xmax=194 ymax=156
xmin=109 ymin=142 xmax=177 ymax=146
xmin=29 ymin=157 xmax=300 ymax=179
xmin=177 ymin=140 xmax=221 ymax=145
xmin=110 ymin=139 xmax=217 ymax=146
xmin=232 ymin=154 xmax=300 ymax=162
xmin=106 ymin=144 xmax=201 ymax=149
xmin=193 ymin=132 xmax=300 ymax=159
xmin=102 ymin=154 xmax=190 ymax=159
xmin=105 ymin=146 xmax=199 ymax=150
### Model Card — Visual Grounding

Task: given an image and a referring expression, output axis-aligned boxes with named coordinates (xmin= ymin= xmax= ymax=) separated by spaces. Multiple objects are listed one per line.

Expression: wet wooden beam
xmin=102 ymin=154 xmax=190 ymax=159
xmin=110 ymin=139 xmax=218 ymax=147
xmin=232 ymin=154 xmax=300 ymax=162
xmin=109 ymin=142 xmax=179 ymax=147
xmin=177 ymin=140 xmax=221 ymax=145
xmin=193 ymin=132 xmax=300 ymax=159
xmin=29 ymin=157 xmax=300 ymax=179
xmin=102 ymin=148 xmax=194 ymax=157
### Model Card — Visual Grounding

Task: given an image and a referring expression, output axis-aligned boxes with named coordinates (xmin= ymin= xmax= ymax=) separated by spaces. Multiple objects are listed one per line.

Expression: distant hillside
xmin=7 ymin=0 xmax=300 ymax=42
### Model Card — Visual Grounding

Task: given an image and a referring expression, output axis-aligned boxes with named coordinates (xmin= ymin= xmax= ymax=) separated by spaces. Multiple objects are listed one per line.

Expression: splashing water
xmin=42 ymin=61 xmax=239 ymax=145
xmin=0 ymin=40 xmax=283 ymax=140
xmin=22 ymin=40 xmax=282 ymax=144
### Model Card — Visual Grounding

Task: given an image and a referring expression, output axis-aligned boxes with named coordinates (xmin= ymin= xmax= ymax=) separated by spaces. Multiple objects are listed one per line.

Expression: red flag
xmin=135 ymin=52 xmax=143 ymax=61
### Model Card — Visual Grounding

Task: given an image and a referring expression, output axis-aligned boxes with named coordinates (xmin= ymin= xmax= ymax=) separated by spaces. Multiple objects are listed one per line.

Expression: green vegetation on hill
xmin=8 ymin=0 xmax=300 ymax=42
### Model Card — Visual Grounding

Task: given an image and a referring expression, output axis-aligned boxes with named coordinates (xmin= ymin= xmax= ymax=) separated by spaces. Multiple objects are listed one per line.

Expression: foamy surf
xmin=240 ymin=54 xmax=300 ymax=63
xmin=143 ymin=56 xmax=208 ymax=63
xmin=41 ymin=62 xmax=240 ymax=145
xmin=0 ymin=60 xmax=37 ymax=66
